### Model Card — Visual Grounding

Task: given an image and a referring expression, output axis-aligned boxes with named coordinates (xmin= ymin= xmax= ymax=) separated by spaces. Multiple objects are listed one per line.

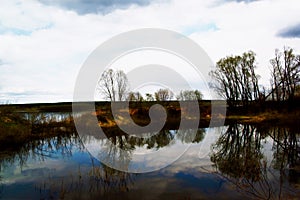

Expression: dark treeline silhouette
xmin=210 ymin=47 xmax=300 ymax=110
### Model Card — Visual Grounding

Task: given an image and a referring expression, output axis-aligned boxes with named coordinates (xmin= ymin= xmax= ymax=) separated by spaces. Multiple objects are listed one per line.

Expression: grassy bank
xmin=0 ymin=105 xmax=74 ymax=152
xmin=1 ymin=100 xmax=299 ymax=132
xmin=225 ymin=100 xmax=300 ymax=125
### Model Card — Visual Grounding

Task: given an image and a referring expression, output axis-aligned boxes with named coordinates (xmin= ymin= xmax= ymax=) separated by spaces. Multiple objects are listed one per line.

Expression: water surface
xmin=0 ymin=112 xmax=299 ymax=199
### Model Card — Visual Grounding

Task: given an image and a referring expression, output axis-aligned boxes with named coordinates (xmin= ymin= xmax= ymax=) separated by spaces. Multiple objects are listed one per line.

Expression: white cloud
xmin=0 ymin=0 xmax=300 ymax=103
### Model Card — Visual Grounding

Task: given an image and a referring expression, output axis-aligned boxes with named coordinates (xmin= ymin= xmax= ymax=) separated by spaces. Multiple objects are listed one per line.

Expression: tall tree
xmin=98 ymin=69 xmax=129 ymax=101
xmin=269 ymin=47 xmax=300 ymax=102
xmin=209 ymin=51 xmax=260 ymax=107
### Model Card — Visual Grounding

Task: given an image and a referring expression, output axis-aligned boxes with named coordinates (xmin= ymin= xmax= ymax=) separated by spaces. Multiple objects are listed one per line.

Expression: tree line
xmin=97 ymin=69 xmax=203 ymax=102
xmin=210 ymin=47 xmax=300 ymax=108
xmin=98 ymin=46 xmax=300 ymax=106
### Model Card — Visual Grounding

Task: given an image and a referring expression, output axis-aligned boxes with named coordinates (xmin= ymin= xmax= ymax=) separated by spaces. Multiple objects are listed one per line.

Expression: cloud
xmin=1 ymin=0 xmax=300 ymax=103
xmin=277 ymin=23 xmax=300 ymax=38
xmin=224 ymin=0 xmax=259 ymax=3
xmin=38 ymin=0 xmax=153 ymax=15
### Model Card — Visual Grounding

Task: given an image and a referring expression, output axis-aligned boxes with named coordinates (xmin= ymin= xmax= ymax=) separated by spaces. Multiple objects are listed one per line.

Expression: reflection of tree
xmin=94 ymin=128 xmax=206 ymax=171
xmin=104 ymin=128 xmax=205 ymax=150
xmin=0 ymin=112 xmax=80 ymax=171
xmin=36 ymin=158 xmax=135 ymax=199
xmin=211 ymin=124 xmax=264 ymax=181
xmin=266 ymin=127 xmax=299 ymax=171
xmin=0 ymin=133 xmax=81 ymax=172
xmin=176 ymin=129 xmax=205 ymax=144
xmin=33 ymin=126 xmax=187 ymax=199
xmin=99 ymin=135 xmax=134 ymax=172
xmin=145 ymin=130 xmax=175 ymax=149
xmin=261 ymin=126 xmax=300 ymax=197
xmin=88 ymin=160 xmax=134 ymax=193
xmin=0 ymin=176 xmax=3 ymax=199
xmin=211 ymin=123 xmax=300 ymax=199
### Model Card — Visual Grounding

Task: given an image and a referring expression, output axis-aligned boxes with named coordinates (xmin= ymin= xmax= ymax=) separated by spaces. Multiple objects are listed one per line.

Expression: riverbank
xmin=1 ymin=100 xmax=300 ymax=127
xmin=226 ymin=110 xmax=300 ymax=126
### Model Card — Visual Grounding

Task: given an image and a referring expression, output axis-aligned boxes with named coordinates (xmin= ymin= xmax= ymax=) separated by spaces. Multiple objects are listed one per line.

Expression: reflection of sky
xmin=82 ymin=128 xmax=221 ymax=172
xmin=0 ymin=147 xmax=90 ymax=185
xmin=0 ymin=126 xmax=296 ymax=199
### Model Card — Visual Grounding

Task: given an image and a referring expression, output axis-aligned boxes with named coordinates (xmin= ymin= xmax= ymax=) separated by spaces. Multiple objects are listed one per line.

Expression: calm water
xmin=0 ymin=112 xmax=299 ymax=199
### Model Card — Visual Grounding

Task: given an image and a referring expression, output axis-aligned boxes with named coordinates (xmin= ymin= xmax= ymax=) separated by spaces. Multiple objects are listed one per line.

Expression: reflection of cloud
xmin=38 ymin=0 xmax=152 ymax=15
xmin=278 ymin=23 xmax=300 ymax=38
xmin=1 ymin=146 xmax=87 ymax=185
xmin=81 ymin=128 xmax=219 ymax=173
xmin=131 ymin=168 xmax=241 ymax=199
xmin=21 ymin=167 xmax=53 ymax=176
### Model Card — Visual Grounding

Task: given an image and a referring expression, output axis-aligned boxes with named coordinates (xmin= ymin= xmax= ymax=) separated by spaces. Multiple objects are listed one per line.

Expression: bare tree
xmin=115 ymin=70 xmax=129 ymax=101
xmin=98 ymin=69 xmax=129 ymax=101
xmin=154 ymin=89 xmax=173 ymax=101
xmin=269 ymin=47 xmax=300 ymax=102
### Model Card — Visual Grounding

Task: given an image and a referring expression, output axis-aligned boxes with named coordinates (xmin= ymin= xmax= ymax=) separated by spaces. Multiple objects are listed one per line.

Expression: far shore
xmin=1 ymin=100 xmax=299 ymax=126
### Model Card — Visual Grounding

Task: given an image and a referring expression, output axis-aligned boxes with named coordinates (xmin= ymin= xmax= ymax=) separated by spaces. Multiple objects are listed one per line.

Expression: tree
xmin=127 ymin=91 xmax=144 ymax=101
xmin=269 ymin=47 xmax=300 ymax=102
xmin=97 ymin=69 xmax=130 ymax=101
xmin=209 ymin=51 xmax=260 ymax=107
xmin=154 ymin=89 xmax=173 ymax=101
xmin=145 ymin=93 xmax=154 ymax=101
xmin=176 ymin=90 xmax=203 ymax=101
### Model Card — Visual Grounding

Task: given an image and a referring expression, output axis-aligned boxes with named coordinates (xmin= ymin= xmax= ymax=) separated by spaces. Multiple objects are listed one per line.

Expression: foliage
xmin=210 ymin=51 xmax=260 ymax=107
xmin=154 ymin=88 xmax=173 ymax=101
xmin=145 ymin=93 xmax=154 ymax=101
xmin=127 ymin=91 xmax=144 ymax=101
xmin=176 ymin=89 xmax=203 ymax=101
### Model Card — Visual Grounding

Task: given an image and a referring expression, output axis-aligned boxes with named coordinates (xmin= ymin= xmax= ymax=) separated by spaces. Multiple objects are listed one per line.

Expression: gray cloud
xmin=0 ymin=90 xmax=58 ymax=97
xmin=278 ymin=23 xmax=300 ymax=38
xmin=228 ymin=0 xmax=259 ymax=2
xmin=218 ymin=0 xmax=259 ymax=4
xmin=38 ymin=0 xmax=152 ymax=15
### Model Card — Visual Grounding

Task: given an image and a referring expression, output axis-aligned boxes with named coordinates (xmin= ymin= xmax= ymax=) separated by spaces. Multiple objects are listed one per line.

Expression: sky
xmin=0 ymin=0 xmax=300 ymax=103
